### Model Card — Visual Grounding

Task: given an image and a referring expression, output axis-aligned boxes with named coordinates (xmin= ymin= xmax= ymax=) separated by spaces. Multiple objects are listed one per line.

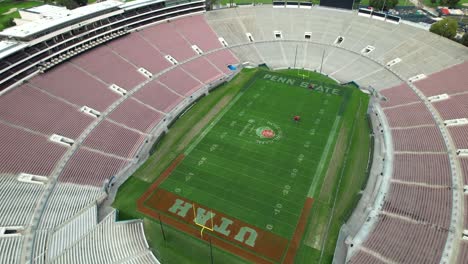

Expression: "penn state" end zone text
xmin=262 ymin=73 xmax=342 ymax=95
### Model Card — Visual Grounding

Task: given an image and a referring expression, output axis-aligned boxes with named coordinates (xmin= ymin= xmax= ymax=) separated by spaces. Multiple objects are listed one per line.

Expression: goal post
xmin=297 ymin=68 xmax=310 ymax=80
xmin=192 ymin=203 xmax=214 ymax=238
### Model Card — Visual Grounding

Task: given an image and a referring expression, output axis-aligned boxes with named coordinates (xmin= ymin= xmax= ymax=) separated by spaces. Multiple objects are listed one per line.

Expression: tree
xmin=439 ymin=0 xmax=460 ymax=6
xmin=430 ymin=18 xmax=458 ymax=39
xmin=75 ymin=0 xmax=88 ymax=7
xmin=369 ymin=0 xmax=399 ymax=10
xmin=57 ymin=0 xmax=79 ymax=9
xmin=461 ymin=33 xmax=468 ymax=47
xmin=446 ymin=0 xmax=460 ymax=7
xmin=1 ymin=18 xmax=16 ymax=30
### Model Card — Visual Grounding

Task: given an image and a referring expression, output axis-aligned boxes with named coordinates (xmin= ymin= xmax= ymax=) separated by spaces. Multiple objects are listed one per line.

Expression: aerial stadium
xmin=0 ymin=0 xmax=467 ymax=263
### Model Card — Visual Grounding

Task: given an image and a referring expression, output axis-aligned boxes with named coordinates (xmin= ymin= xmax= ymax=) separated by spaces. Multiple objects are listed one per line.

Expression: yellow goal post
xmin=192 ymin=203 xmax=214 ymax=238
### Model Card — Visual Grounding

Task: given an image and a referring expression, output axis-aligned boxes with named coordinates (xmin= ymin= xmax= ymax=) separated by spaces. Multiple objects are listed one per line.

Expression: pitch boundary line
xmin=282 ymin=197 xmax=315 ymax=264
xmin=137 ymin=154 xmax=186 ymax=206
xmin=318 ymin=99 xmax=363 ymax=263
xmin=307 ymin=116 xmax=342 ymax=198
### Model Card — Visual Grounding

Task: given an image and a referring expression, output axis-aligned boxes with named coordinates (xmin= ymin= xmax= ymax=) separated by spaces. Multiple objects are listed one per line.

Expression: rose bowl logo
xmin=256 ymin=127 xmax=275 ymax=138
xmin=262 ymin=129 xmax=275 ymax=138
xmin=255 ymin=122 xmax=282 ymax=144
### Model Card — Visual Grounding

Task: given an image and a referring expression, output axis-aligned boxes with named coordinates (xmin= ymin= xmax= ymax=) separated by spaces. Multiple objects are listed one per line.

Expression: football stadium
xmin=0 ymin=0 xmax=467 ymax=264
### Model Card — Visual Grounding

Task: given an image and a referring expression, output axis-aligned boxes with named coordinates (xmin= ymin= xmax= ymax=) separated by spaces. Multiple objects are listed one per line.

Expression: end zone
xmin=136 ymin=154 xmax=287 ymax=263
xmin=142 ymin=188 xmax=288 ymax=263
xmin=138 ymin=187 xmax=315 ymax=264
xmin=136 ymin=152 xmax=316 ymax=264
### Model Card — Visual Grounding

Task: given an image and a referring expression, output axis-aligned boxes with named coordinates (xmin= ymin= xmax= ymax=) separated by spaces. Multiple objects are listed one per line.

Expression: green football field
xmin=114 ymin=68 xmax=371 ymax=264
xmin=158 ymin=70 xmax=345 ymax=239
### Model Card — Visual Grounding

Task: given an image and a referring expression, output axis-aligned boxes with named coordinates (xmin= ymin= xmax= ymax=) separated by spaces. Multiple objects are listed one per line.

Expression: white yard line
xmin=184 ymin=82 xmax=254 ymax=155
xmin=307 ymin=116 xmax=342 ymax=198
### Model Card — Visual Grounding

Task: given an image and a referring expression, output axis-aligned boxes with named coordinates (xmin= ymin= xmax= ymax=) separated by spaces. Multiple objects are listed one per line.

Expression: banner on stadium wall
xmin=320 ymin=0 xmax=354 ymax=10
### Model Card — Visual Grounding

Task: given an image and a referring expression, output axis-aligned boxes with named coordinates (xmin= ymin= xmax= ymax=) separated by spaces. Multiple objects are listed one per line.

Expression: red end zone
xmin=137 ymin=154 xmax=315 ymax=264
xmin=146 ymin=188 xmax=288 ymax=262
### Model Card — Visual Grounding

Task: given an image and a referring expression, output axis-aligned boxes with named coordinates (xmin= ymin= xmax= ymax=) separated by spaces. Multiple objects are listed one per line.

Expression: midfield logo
xmin=255 ymin=122 xmax=282 ymax=144
xmin=257 ymin=127 xmax=275 ymax=138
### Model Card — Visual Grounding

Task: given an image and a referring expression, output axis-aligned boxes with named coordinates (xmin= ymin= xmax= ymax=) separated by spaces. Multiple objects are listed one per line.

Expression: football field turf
xmin=137 ymin=70 xmax=356 ymax=263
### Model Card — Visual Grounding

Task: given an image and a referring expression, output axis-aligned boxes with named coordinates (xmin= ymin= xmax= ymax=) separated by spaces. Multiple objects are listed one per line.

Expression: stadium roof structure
xmin=120 ymin=0 xmax=166 ymax=10
xmin=0 ymin=40 xmax=27 ymax=60
xmin=21 ymin=4 xmax=68 ymax=16
xmin=0 ymin=1 xmax=122 ymax=39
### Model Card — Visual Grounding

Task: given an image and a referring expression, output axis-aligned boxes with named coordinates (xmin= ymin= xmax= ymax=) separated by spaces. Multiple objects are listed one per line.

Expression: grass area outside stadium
xmin=0 ymin=0 xmax=43 ymax=31
xmin=113 ymin=68 xmax=371 ymax=263
xmin=422 ymin=0 xmax=468 ymax=8
xmin=356 ymin=0 xmax=415 ymax=7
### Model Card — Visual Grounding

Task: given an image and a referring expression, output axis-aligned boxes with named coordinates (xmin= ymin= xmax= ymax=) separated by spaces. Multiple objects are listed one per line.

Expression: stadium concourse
xmin=0 ymin=0 xmax=467 ymax=263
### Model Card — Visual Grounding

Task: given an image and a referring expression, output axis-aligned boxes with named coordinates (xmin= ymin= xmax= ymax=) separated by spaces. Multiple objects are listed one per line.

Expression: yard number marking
xmin=297 ymin=154 xmax=304 ymax=163
xmin=282 ymin=185 xmax=291 ymax=196
xmin=198 ymin=157 xmax=207 ymax=166
xmin=209 ymin=144 xmax=218 ymax=152
xmin=291 ymin=168 xmax=298 ymax=178
xmin=220 ymin=132 xmax=228 ymax=139
xmin=185 ymin=172 xmax=194 ymax=182
xmin=274 ymin=203 xmax=283 ymax=215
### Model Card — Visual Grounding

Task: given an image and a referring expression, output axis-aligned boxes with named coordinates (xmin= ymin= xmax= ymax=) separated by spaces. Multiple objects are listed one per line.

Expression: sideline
xmin=307 ymin=116 xmax=342 ymax=198
xmin=318 ymin=100 xmax=362 ymax=263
